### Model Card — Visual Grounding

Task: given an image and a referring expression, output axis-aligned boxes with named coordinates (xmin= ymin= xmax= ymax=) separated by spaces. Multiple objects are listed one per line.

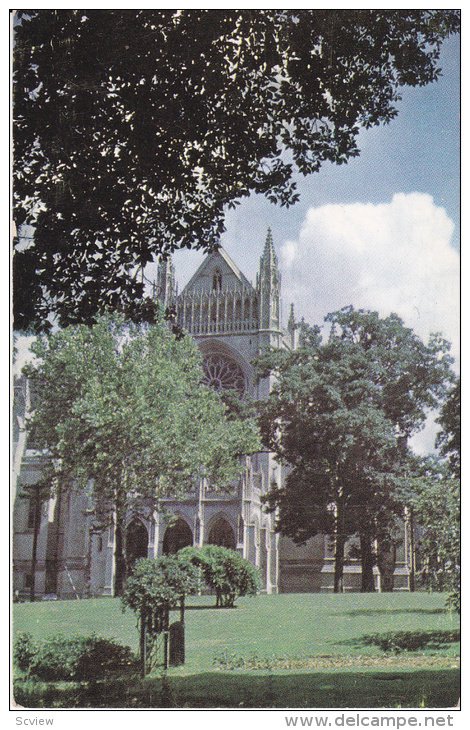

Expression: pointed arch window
xmin=212 ymin=269 xmax=222 ymax=291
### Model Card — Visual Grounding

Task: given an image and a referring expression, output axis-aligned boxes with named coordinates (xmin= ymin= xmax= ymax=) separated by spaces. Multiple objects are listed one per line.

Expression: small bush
xmin=13 ymin=633 xmax=138 ymax=681
xmin=179 ymin=545 xmax=260 ymax=607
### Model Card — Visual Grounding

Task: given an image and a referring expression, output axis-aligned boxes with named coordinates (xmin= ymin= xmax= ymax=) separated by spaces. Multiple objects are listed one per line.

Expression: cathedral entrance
xmin=163 ymin=518 xmax=193 ymax=554
xmin=208 ymin=517 xmax=236 ymax=549
xmin=126 ymin=519 xmax=149 ymax=573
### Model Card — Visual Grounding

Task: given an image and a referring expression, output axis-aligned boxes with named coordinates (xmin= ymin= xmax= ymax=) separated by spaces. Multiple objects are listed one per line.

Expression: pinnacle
xmin=261 ymin=227 xmax=277 ymax=268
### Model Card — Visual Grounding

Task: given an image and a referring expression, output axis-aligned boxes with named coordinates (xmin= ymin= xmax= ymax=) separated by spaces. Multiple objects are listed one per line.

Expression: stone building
xmin=12 ymin=231 xmax=411 ymax=598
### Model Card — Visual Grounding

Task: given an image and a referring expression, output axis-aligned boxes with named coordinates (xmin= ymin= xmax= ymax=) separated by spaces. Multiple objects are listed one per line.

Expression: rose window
xmin=203 ymin=355 xmax=246 ymax=396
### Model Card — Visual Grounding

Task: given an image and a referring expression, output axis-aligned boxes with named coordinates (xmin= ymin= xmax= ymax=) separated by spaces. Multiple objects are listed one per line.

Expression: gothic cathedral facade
xmin=13 ymin=231 xmax=411 ymax=598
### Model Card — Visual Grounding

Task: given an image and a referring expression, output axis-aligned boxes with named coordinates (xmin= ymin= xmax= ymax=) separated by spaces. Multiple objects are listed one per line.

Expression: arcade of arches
xmin=162 ymin=516 xmax=237 ymax=554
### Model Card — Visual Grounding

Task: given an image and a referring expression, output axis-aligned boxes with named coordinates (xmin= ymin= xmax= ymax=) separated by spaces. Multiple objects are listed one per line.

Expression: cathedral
xmin=13 ymin=231 xmax=411 ymax=599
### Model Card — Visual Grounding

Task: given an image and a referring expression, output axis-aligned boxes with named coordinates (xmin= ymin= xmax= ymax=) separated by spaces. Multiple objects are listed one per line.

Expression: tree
xmin=404 ymin=458 xmax=460 ymax=611
xmin=18 ymin=479 xmax=51 ymax=602
xmin=179 ymin=545 xmax=260 ymax=607
xmin=122 ymin=556 xmax=199 ymax=675
xmin=24 ymin=314 xmax=260 ymax=594
xmin=436 ymin=377 xmax=460 ymax=477
xmin=13 ymin=9 xmax=459 ymax=330
xmin=259 ymin=335 xmax=403 ymax=592
xmin=258 ymin=308 xmax=454 ymax=591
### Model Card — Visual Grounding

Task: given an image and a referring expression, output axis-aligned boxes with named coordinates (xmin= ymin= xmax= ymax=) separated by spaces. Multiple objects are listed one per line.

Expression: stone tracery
xmin=202 ymin=354 xmax=246 ymax=396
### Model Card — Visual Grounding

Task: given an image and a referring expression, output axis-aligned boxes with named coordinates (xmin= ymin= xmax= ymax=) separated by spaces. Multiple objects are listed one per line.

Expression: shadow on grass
xmin=14 ymin=668 xmax=460 ymax=709
xmin=336 ymin=608 xmax=448 ymax=617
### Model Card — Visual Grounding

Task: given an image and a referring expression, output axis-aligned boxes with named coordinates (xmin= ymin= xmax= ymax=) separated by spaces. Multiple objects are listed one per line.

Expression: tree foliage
xmin=179 ymin=545 xmax=260 ymax=607
xmin=13 ymin=9 xmax=459 ymax=330
xmin=122 ymin=556 xmax=199 ymax=632
xmin=24 ymin=314 xmax=260 ymax=592
xmin=404 ymin=458 xmax=460 ymax=611
xmin=436 ymin=377 xmax=460 ymax=477
xmin=257 ymin=307 xmax=454 ymax=591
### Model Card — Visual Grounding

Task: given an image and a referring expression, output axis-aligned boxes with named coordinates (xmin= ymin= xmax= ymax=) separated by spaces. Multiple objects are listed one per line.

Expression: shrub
xmin=13 ymin=633 xmax=138 ymax=681
xmin=362 ymin=629 xmax=460 ymax=653
xmin=13 ymin=633 xmax=38 ymax=673
xmin=122 ymin=555 xmax=199 ymax=617
xmin=179 ymin=545 xmax=260 ymax=607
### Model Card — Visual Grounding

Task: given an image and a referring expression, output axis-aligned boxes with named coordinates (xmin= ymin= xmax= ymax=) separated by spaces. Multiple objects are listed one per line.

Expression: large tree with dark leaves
xmin=13 ymin=9 xmax=459 ymax=330
xmin=258 ymin=309 xmax=454 ymax=591
xmin=435 ymin=377 xmax=460 ymax=477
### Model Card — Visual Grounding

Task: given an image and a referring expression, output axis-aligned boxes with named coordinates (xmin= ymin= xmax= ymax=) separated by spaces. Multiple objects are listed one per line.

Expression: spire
xmin=287 ymin=303 xmax=295 ymax=331
xmin=287 ymin=303 xmax=298 ymax=350
xmin=258 ymin=228 xmax=280 ymax=331
xmin=260 ymin=227 xmax=278 ymax=271
xmin=156 ymin=256 xmax=176 ymax=308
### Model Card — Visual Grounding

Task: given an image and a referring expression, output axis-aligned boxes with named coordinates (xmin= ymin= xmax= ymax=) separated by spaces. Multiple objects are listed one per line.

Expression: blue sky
xmin=173 ymin=33 xmax=460 ymax=288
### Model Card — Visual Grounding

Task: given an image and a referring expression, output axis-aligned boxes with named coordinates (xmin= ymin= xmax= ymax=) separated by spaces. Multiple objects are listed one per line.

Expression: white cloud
xmin=280 ymin=193 xmax=459 ymax=364
xmin=280 ymin=193 xmax=459 ymax=456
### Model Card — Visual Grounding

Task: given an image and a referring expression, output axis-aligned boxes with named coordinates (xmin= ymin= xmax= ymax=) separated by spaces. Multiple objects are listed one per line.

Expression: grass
xmin=13 ymin=592 xmax=460 ymax=708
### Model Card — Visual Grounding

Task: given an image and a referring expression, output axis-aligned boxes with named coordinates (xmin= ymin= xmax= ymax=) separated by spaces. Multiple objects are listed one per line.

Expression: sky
xmin=167 ymin=33 xmax=461 ymax=456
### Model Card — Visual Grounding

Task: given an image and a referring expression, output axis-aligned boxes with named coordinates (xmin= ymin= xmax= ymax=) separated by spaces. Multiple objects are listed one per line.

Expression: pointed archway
xmin=126 ymin=519 xmax=149 ymax=573
xmin=208 ymin=517 xmax=236 ymax=549
xmin=162 ymin=518 xmax=193 ymax=555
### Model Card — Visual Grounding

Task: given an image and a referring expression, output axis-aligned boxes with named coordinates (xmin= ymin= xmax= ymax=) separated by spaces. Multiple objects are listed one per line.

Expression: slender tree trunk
xmin=140 ymin=612 xmax=147 ymax=677
xmin=334 ymin=495 xmax=346 ymax=593
xmin=409 ymin=508 xmax=416 ymax=592
xmin=163 ymin=605 xmax=169 ymax=670
xmin=45 ymin=483 xmax=62 ymax=595
xmin=334 ymin=534 xmax=345 ymax=593
xmin=377 ymin=540 xmax=394 ymax=592
xmin=113 ymin=491 xmax=128 ymax=596
xmin=360 ymin=533 xmax=376 ymax=592
xmin=30 ymin=488 xmax=42 ymax=602
xmin=114 ymin=520 xmax=126 ymax=596
xmin=84 ymin=525 xmax=94 ymax=599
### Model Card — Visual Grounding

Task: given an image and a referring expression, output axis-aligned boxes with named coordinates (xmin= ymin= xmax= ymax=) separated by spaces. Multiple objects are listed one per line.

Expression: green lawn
xmin=13 ymin=592 xmax=460 ymax=709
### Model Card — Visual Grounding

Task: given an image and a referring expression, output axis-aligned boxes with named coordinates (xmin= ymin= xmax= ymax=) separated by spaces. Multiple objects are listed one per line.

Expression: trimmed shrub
xmin=13 ymin=633 xmax=138 ymax=681
xmin=14 ymin=633 xmax=38 ymax=673
xmin=179 ymin=545 xmax=260 ymax=607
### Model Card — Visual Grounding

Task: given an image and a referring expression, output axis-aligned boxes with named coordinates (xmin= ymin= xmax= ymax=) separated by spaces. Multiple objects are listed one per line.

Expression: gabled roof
xmin=180 ymin=247 xmax=254 ymax=294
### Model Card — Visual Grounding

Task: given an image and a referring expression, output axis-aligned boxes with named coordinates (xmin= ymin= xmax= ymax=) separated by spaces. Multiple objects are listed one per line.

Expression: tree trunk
xmin=377 ymin=540 xmax=395 ymax=592
xmin=334 ymin=534 xmax=345 ymax=593
xmin=84 ymin=525 xmax=94 ymax=599
xmin=408 ymin=508 xmax=416 ymax=592
xmin=113 ymin=496 xmax=128 ymax=596
xmin=30 ymin=488 xmax=42 ymax=602
xmin=334 ymin=495 xmax=345 ymax=593
xmin=114 ymin=521 xmax=126 ymax=596
xmin=360 ymin=533 xmax=376 ymax=592
xmin=140 ymin=612 xmax=147 ymax=677
xmin=163 ymin=605 xmax=169 ymax=670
